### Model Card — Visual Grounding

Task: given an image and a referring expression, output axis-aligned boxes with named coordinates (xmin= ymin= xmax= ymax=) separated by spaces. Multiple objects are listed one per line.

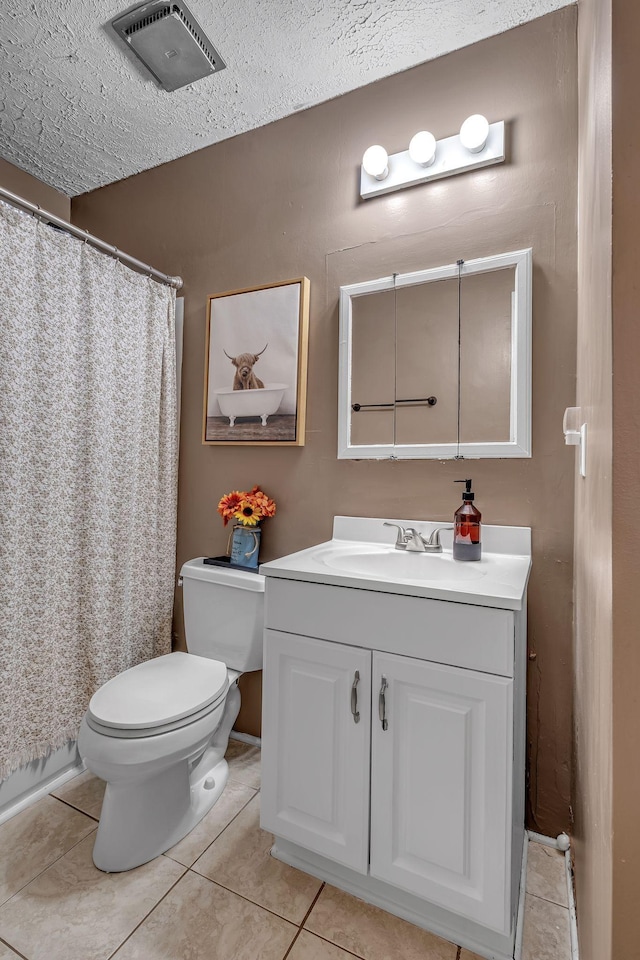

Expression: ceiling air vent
xmin=112 ymin=0 xmax=225 ymax=92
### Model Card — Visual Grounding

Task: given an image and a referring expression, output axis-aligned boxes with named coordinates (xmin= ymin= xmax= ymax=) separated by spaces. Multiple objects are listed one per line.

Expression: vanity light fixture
xmin=459 ymin=114 xmax=490 ymax=153
xmin=408 ymin=131 xmax=437 ymax=166
xmin=362 ymin=145 xmax=389 ymax=180
xmin=360 ymin=115 xmax=505 ymax=200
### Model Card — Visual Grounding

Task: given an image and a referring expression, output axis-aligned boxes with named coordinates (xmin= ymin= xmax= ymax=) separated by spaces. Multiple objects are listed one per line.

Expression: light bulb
xmin=362 ymin=145 xmax=389 ymax=180
xmin=459 ymin=114 xmax=490 ymax=154
xmin=408 ymin=131 xmax=436 ymax=167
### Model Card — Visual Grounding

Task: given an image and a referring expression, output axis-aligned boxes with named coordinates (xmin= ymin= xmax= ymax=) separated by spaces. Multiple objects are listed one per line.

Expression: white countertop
xmin=260 ymin=516 xmax=532 ymax=611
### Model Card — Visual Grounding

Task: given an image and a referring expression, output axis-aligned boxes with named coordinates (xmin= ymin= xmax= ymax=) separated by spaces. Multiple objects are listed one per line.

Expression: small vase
xmin=229 ymin=523 xmax=261 ymax=570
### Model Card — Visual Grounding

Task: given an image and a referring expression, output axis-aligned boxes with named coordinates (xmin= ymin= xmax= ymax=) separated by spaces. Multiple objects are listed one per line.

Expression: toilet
xmin=77 ymin=559 xmax=264 ymax=873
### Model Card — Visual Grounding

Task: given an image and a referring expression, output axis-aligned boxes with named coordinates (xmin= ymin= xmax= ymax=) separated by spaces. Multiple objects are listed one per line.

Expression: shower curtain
xmin=0 ymin=200 xmax=178 ymax=779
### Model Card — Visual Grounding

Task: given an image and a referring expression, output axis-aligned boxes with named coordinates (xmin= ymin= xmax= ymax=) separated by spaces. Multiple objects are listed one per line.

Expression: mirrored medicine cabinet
xmin=337 ymin=248 xmax=532 ymax=460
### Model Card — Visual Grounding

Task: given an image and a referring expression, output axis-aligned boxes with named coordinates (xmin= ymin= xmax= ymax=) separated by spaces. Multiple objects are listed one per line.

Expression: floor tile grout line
xmin=0 ymin=934 xmax=30 ymax=960
xmin=291 ymin=928 xmax=370 ymax=960
xmin=226 ymin=777 xmax=261 ymax=791
xmin=298 ymin=882 xmax=325 ymax=929
xmin=105 ymin=865 xmax=190 ymax=960
xmin=228 ymin=777 xmax=260 ymax=791
xmin=167 ymin=788 xmax=259 ymax=870
xmin=190 ymin=873 xmax=322 ymax=930
xmin=280 ymin=927 xmax=305 ymax=960
xmin=0 ymin=819 xmax=97 ymax=914
xmin=282 ymin=884 xmax=327 ymax=960
xmin=50 ymin=793 xmax=100 ymax=822
xmin=526 ymin=890 xmax=571 ymax=910
xmin=293 ymin=885 xmax=378 ymax=960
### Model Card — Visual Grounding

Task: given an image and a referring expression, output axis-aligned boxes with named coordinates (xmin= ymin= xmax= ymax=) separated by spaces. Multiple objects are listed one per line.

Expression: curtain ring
xmin=83 ymin=229 xmax=90 ymax=245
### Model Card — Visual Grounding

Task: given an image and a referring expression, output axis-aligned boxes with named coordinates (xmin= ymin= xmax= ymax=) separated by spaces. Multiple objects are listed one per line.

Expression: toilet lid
xmin=88 ymin=652 xmax=229 ymax=731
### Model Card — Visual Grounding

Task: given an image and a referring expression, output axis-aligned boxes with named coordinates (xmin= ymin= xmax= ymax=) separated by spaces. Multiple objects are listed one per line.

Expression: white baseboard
xmin=0 ymin=755 xmax=85 ymax=826
xmin=230 ymin=730 xmax=261 ymax=748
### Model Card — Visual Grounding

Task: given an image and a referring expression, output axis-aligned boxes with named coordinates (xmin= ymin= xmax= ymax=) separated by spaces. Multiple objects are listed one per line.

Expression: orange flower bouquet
xmin=217 ymin=486 xmax=276 ymax=570
xmin=217 ymin=486 xmax=277 ymax=527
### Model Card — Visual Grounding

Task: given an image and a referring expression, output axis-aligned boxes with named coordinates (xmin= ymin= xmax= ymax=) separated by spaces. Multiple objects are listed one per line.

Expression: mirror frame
xmin=338 ymin=248 xmax=532 ymax=460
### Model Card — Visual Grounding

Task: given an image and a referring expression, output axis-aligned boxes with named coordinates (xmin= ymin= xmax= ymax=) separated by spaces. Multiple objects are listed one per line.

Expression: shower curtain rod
xmin=0 ymin=185 xmax=183 ymax=290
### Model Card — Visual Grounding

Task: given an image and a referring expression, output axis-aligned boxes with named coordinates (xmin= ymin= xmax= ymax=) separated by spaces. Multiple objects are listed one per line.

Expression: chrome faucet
xmin=383 ymin=522 xmax=412 ymax=550
xmin=383 ymin=522 xmax=453 ymax=553
xmin=403 ymin=527 xmax=430 ymax=552
xmin=423 ymin=526 xmax=454 ymax=553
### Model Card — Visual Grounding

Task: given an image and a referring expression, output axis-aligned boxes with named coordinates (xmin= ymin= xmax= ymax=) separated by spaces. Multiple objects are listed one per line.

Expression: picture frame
xmin=202 ymin=277 xmax=310 ymax=446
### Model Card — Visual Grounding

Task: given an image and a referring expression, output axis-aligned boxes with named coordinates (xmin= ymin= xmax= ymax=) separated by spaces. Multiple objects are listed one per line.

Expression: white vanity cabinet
xmin=369 ymin=652 xmax=512 ymax=933
xmin=261 ymin=629 xmax=372 ymax=873
xmin=260 ymin=517 xmax=530 ymax=960
xmin=262 ymin=630 xmax=512 ymax=931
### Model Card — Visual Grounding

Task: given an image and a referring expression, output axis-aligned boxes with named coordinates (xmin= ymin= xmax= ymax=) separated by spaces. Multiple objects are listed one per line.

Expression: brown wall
xmin=611 ymin=0 xmax=640 ymax=954
xmin=71 ymin=8 xmax=578 ymax=834
xmin=575 ymin=2 xmax=640 ymax=956
xmin=574 ymin=1 xmax=613 ymax=957
xmin=0 ymin=157 xmax=70 ymax=221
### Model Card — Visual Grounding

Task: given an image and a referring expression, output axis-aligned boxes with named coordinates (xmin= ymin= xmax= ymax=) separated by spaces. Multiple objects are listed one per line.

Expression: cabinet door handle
xmin=351 ymin=670 xmax=360 ymax=723
xmin=378 ymin=676 xmax=388 ymax=731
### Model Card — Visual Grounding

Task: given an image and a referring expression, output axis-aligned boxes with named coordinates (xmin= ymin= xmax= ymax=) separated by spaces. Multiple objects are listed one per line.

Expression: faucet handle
xmin=426 ymin=525 xmax=454 ymax=550
xmin=383 ymin=521 xmax=407 ymax=549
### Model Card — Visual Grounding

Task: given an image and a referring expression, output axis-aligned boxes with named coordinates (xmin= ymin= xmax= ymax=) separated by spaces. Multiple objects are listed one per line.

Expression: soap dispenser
xmin=453 ymin=479 xmax=482 ymax=561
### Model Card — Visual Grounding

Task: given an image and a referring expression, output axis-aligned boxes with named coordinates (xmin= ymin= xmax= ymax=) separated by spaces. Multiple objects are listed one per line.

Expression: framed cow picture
xmin=202 ymin=277 xmax=310 ymax=445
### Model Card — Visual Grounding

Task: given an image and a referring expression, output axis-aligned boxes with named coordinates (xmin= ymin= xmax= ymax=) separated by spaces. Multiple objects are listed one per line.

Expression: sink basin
xmin=259 ymin=517 xmax=531 ymax=609
xmin=315 ymin=544 xmax=486 ymax=583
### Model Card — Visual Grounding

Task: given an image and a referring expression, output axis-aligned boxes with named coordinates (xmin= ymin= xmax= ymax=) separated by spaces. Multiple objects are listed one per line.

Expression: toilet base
xmin=92 ymin=754 xmax=230 ymax=873
xmin=91 ymin=679 xmax=241 ymax=872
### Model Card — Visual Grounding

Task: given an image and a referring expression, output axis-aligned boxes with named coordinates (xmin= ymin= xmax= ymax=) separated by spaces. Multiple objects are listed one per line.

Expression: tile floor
xmin=0 ymin=740 xmax=573 ymax=960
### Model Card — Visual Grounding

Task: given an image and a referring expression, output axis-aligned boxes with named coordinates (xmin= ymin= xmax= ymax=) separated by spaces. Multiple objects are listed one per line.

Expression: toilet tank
xmin=180 ymin=559 xmax=265 ymax=672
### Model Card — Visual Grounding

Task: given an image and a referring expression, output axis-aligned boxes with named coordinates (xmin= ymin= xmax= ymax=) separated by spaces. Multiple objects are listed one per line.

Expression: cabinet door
xmin=370 ymin=652 xmax=513 ymax=934
xmin=261 ymin=629 xmax=371 ymax=873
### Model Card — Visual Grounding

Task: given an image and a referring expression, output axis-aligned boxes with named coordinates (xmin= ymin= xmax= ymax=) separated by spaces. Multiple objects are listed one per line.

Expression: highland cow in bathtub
xmin=223 ymin=344 xmax=268 ymax=390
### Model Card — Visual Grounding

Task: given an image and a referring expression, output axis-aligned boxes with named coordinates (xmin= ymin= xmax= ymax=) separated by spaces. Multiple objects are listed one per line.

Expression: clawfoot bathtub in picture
xmin=215 ymin=383 xmax=288 ymax=426
xmin=203 ymin=276 xmax=309 ymax=444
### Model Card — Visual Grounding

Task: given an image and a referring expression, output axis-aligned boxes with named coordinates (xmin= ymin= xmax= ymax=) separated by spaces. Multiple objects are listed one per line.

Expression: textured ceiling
xmin=0 ymin=0 xmax=572 ymax=197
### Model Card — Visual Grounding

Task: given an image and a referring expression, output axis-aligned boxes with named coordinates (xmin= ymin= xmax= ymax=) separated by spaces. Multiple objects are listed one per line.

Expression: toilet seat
xmin=85 ymin=695 xmax=227 ymax=739
xmin=87 ymin=651 xmax=229 ymax=739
